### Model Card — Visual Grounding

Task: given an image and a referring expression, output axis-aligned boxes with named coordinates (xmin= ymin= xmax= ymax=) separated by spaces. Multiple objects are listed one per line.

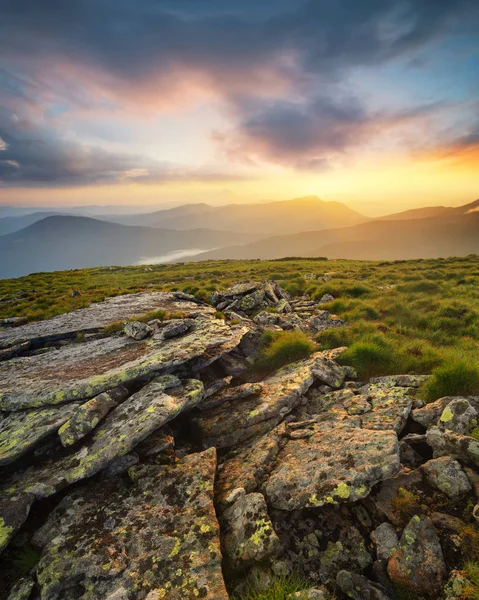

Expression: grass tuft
xmin=255 ymin=330 xmax=317 ymax=373
xmin=235 ymin=574 xmax=321 ymax=600
xmin=421 ymin=361 xmax=479 ymax=403
xmin=337 ymin=334 xmax=395 ymax=379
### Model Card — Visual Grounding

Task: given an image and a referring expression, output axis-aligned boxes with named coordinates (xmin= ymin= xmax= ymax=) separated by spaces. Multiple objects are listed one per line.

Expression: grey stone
xmin=123 ymin=321 xmax=152 ymax=340
xmin=438 ymin=398 xmax=478 ymax=435
xmin=336 ymin=571 xmax=392 ymax=600
xmin=6 ymin=577 xmax=35 ymax=600
xmin=421 ymin=456 xmax=471 ymax=498
xmin=371 ymin=523 xmax=398 ymax=561
xmin=222 ymin=492 xmax=280 ymax=567
xmin=426 ymin=426 xmax=479 ymax=467
xmin=162 ymin=318 xmax=195 ymax=338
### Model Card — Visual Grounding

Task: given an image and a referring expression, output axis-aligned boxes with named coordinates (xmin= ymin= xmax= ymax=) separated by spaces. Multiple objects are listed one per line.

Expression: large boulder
xmin=336 ymin=571 xmax=392 ymax=600
xmin=387 ymin=515 xmax=447 ymax=595
xmin=264 ymin=422 xmax=400 ymax=510
xmin=426 ymin=426 xmax=479 ymax=467
xmin=33 ymin=448 xmax=229 ymax=600
xmin=438 ymin=398 xmax=478 ymax=435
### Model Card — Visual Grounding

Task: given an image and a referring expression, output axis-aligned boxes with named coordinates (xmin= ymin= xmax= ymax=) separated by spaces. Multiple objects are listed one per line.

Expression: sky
xmin=0 ymin=0 xmax=478 ymax=216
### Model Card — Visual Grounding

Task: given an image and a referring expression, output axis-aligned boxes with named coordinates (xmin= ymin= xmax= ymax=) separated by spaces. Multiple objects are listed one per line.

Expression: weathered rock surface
xmin=34 ymin=448 xmax=229 ymax=600
xmin=426 ymin=426 xmax=479 ymax=466
xmin=387 ymin=515 xmax=447 ymax=595
xmin=421 ymin=456 xmax=471 ymax=498
xmin=0 ymin=291 xmax=213 ymax=350
xmin=58 ymin=385 xmax=129 ymax=447
xmin=0 ymin=317 xmax=247 ymax=410
xmin=123 ymin=320 xmax=152 ymax=340
xmin=5 ymin=577 xmax=35 ymax=600
xmin=194 ymin=353 xmax=333 ymax=448
xmin=0 ymin=402 xmax=81 ymax=466
xmin=438 ymin=397 xmax=478 ymax=435
xmin=0 ymin=493 xmax=34 ymax=554
xmin=222 ymin=492 xmax=280 ymax=567
xmin=264 ymin=422 xmax=400 ymax=510
xmin=371 ymin=523 xmax=398 ymax=561
xmin=336 ymin=570 xmax=392 ymax=600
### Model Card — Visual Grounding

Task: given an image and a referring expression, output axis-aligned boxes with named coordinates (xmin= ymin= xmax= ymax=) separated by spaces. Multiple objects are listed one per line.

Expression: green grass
xmin=11 ymin=546 xmax=42 ymax=574
xmin=234 ymin=574 xmax=322 ymax=600
xmin=254 ymin=330 xmax=317 ymax=373
xmin=421 ymin=361 xmax=479 ymax=403
xmin=464 ymin=561 xmax=479 ymax=599
xmin=1 ymin=256 xmax=479 ymax=385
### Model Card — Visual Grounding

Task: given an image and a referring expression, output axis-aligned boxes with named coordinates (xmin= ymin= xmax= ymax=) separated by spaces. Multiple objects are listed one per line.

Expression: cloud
xmin=0 ymin=0 xmax=478 ymax=184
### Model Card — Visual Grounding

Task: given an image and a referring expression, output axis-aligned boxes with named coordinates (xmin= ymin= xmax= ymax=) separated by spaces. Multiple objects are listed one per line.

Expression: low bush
xmin=421 ymin=361 xmax=479 ymax=402
xmin=255 ymin=330 xmax=317 ymax=372
xmin=463 ymin=561 xmax=479 ymax=599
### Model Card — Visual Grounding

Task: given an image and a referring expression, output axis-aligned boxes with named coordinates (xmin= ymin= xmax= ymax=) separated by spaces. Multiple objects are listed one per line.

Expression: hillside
xmin=377 ymin=198 xmax=479 ymax=220
xmin=191 ymin=213 xmax=479 ymax=261
xmin=0 ymin=215 xmax=262 ymax=278
xmin=108 ymin=196 xmax=367 ymax=234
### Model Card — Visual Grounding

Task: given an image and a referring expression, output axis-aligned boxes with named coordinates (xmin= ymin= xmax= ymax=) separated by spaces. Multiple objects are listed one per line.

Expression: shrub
xmin=255 ymin=331 xmax=317 ymax=373
xmin=421 ymin=361 xmax=479 ymax=402
xmin=463 ymin=561 xmax=479 ymax=599
xmin=337 ymin=334 xmax=395 ymax=379
xmin=391 ymin=488 xmax=422 ymax=526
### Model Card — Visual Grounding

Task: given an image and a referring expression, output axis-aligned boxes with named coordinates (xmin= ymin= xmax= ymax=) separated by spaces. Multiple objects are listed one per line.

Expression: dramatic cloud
xmin=0 ymin=0 xmax=478 ymax=184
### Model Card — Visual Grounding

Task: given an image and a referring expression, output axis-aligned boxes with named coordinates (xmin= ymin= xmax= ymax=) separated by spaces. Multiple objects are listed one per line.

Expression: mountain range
xmin=0 ymin=196 xmax=477 ymax=278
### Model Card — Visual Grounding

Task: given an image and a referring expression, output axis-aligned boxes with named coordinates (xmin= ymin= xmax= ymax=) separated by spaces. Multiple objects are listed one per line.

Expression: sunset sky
xmin=0 ymin=0 xmax=478 ymax=215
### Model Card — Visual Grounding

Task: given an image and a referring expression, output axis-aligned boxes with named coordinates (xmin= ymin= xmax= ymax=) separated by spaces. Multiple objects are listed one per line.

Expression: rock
xmin=0 ymin=341 xmax=31 ymax=361
xmin=318 ymin=526 xmax=372 ymax=581
xmin=0 ymin=291 xmax=215 ymax=351
xmin=1 ymin=377 xmax=204 ymax=504
xmin=0 ymin=402 xmax=81 ymax=466
xmin=287 ymin=589 xmax=328 ymax=600
xmin=312 ymin=359 xmax=347 ymax=389
xmin=71 ymin=289 xmax=81 ymax=298
xmin=215 ymin=426 xmax=285 ymax=504
xmin=371 ymin=523 xmax=398 ymax=561
xmin=430 ymin=512 xmax=466 ymax=533
xmin=411 ymin=396 xmax=471 ymax=429
xmin=387 ymin=515 xmax=447 ymax=595
xmin=232 ymin=289 xmax=266 ymax=312
xmin=421 ymin=456 xmax=471 ymax=498
xmin=264 ymin=422 xmax=400 ymax=510
xmin=438 ymin=398 xmax=478 ymax=435
xmin=357 ymin=384 xmax=415 ymax=434
xmin=473 ymin=503 xmax=479 ymax=525
xmin=194 ymin=354 xmax=329 ymax=449
xmin=369 ymin=375 xmax=430 ymax=388
xmin=366 ymin=469 xmax=423 ymax=526
xmin=0 ymin=492 xmax=34 ymax=555
xmin=198 ymin=383 xmax=262 ymax=411
xmin=464 ymin=467 xmax=479 ymax=497
xmin=319 ymin=294 xmax=334 ymax=304
xmin=58 ymin=385 xmax=129 ymax=447
xmin=276 ymin=299 xmax=292 ymax=313
xmin=399 ymin=440 xmax=423 ymax=469
xmin=216 ymin=352 xmax=249 ymax=377
xmin=162 ymin=318 xmax=195 ymax=338
xmin=135 ymin=431 xmax=175 ymax=459
xmin=222 ymin=492 xmax=280 ymax=567
xmin=0 ymin=316 xmax=247 ymax=410
xmin=34 ymin=448 xmax=229 ymax=600
xmin=6 ymin=577 xmax=35 ymax=600
xmin=123 ymin=320 xmax=152 ymax=340
xmin=426 ymin=426 xmax=479 ymax=467
xmin=336 ymin=570 xmax=392 ymax=600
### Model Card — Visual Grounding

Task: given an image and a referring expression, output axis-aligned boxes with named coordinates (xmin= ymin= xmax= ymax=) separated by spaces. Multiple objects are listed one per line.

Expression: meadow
xmin=1 ymin=255 xmax=479 ymax=400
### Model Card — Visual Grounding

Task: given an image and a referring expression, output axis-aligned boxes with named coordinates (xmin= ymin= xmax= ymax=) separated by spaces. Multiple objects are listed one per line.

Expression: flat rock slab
xmin=0 ymin=317 xmax=247 ymax=410
xmin=264 ymin=422 xmax=400 ymax=510
xmin=0 ymin=292 xmax=214 ymax=350
xmin=2 ymin=377 xmax=204 ymax=500
xmin=0 ymin=402 xmax=81 ymax=466
xmin=193 ymin=353 xmax=336 ymax=448
xmin=34 ymin=448 xmax=229 ymax=600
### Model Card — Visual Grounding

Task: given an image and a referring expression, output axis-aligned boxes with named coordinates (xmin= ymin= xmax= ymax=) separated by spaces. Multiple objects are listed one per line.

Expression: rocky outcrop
xmin=2 ymin=283 xmax=479 ymax=600
xmin=34 ymin=448 xmax=229 ymax=600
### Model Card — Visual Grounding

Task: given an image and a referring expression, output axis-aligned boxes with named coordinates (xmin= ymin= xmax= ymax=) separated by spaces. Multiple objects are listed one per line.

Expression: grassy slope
xmin=1 ymin=256 xmax=478 ymax=387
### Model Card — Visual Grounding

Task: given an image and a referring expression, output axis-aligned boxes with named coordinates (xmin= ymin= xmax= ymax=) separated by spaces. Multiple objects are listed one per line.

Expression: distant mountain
xmin=0 ymin=216 xmax=262 ymax=279
xmin=377 ymin=199 xmax=479 ymax=221
xmin=0 ymin=212 xmax=64 ymax=236
xmin=190 ymin=213 xmax=479 ymax=261
xmin=103 ymin=203 xmax=214 ymax=226
xmin=112 ymin=196 xmax=367 ymax=234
